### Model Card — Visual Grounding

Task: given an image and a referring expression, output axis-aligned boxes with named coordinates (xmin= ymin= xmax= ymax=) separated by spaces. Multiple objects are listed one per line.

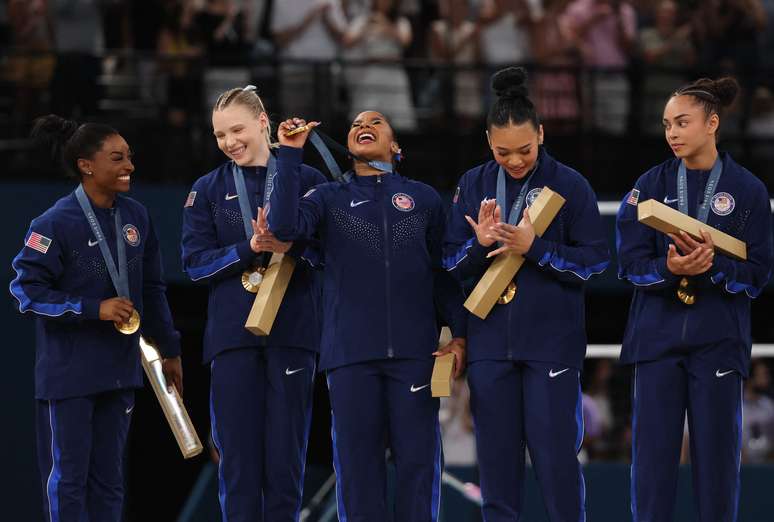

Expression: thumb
xmin=668 ymin=244 xmax=677 ymax=258
xmin=522 ymin=207 xmax=532 ymax=223
xmin=464 ymin=215 xmax=477 ymax=229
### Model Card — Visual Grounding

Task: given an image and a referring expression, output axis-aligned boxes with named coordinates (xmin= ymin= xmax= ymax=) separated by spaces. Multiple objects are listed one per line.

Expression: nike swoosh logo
xmin=225 ymin=193 xmax=239 ymax=200
xmin=125 ymin=405 xmax=134 ymax=415
xmin=549 ymin=368 xmax=570 ymax=378
xmin=350 ymin=199 xmax=370 ymax=208
xmin=88 ymin=239 xmax=99 ymax=247
xmin=716 ymin=369 xmax=735 ymax=378
xmin=410 ymin=384 xmax=430 ymax=393
xmin=663 ymin=196 xmax=679 ymax=204
xmin=285 ymin=367 xmax=305 ymax=375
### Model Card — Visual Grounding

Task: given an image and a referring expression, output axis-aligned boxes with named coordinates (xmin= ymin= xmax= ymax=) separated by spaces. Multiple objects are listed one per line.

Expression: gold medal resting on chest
xmin=498 ymin=281 xmax=517 ymax=305
xmin=115 ymin=309 xmax=141 ymax=334
xmin=676 ymin=277 xmax=696 ymax=305
xmin=242 ymin=266 xmax=267 ymax=293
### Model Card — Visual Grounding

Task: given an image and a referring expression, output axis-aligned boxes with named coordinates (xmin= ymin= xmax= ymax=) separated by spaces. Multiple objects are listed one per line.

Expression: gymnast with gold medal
xmin=10 ymin=115 xmax=182 ymax=521
xmin=442 ymin=67 xmax=609 ymax=521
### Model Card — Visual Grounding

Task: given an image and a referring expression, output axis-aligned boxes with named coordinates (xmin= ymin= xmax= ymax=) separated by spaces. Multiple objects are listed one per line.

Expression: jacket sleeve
xmin=282 ymin=165 xmax=328 ymax=268
xmin=430 ymin=193 xmax=467 ymax=338
xmin=442 ymin=175 xmax=496 ymax=284
xmin=268 ymin=146 xmax=326 ymax=241
xmin=181 ymin=180 xmax=258 ymax=283
xmin=708 ymin=185 xmax=773 ymax=298
xmin=616 ymin=179 xmax=681 ymax=291
xmin=9 ymin=219 xmax=102 ymax=322
xmin=140 ymin=216 xmax=181 ymax=358
xmin=523 ymin=178 xmax=610 ymax=285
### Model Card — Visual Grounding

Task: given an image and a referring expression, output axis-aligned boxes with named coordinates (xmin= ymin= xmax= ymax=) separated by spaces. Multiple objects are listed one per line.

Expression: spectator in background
xmin=530 ymin=0 xmax=582 ymax=133
xmin=584 ymin=358 xmax=615 ymax=458
xmin=427 ymin=0 xmax=482 ymax=126
xmin=271 ymin=0 xmax=347 ymax=121
xmin=343 ymin=0 xmax=417 ymax=130
xmin=192 ymin=0 xmax=250 ymax=66
xmin=478 ymin=0 xmax=537 ymax=67
xmin=562 ymin=0 xmax=637 ymax=134
xmin=692 ymin=0 xmax=766 ymax=74
xmin=5 ymin=0 xmax=55 ymax=127
xmin=638 ymin=0 xmax=695 ymax=134
xmin=743 ymin=360 xmax=774 ymax=463
xmin=50 ymin=0 xmax=105 ymax=118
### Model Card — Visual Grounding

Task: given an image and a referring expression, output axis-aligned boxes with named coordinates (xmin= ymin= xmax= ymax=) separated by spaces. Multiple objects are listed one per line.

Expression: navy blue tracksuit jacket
xmin=181 ymin=159 xmax=326 ymax=361
xmin=443 ymin=149 xmax=610 ymax=369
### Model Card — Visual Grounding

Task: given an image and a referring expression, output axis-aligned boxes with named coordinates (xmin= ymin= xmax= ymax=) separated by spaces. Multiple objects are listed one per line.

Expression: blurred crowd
xmin=3 ymin=0 xmax=774 ymax=137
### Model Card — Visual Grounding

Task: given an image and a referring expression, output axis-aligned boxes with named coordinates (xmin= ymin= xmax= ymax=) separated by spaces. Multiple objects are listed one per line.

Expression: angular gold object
xmin=139 ymin=337 xmax=203 ymax=459
xmin=115 ymin=309 xmax=141 ymax=335
xmin=431 ymin=353 xmax=456 ymax=398
xmin=637 ymin=199 xmax=747 ymax=260
xmin=285 ymin=124 xmax=313 ymax=137
xmin=245 ymin=253 xmax=296 ymax=336
xmin=677 ymin=277 xmax=696 ymax=305
xmin=464 ymin=187 xmax=566 ymax=320
xmin=498 ymin=281 xmax=517 ymax=305
xmin=241 ymin=266 xmax=266 ymax=293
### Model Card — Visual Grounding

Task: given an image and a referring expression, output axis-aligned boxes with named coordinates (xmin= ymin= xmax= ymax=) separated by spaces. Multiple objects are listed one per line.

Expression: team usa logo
xmin=711 ymin=192 xmax=735 ymax=216
xmin=392 ymin=193 xmax=415 ymax=212
xmin=526 ymin=187 xmax=542 ymax=207
xmin=123 ymin=224 xmax=141 ymax=246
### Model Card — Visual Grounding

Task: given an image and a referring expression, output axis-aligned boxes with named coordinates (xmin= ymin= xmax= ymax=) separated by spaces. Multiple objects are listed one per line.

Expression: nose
xmin=225 ymin=134 xmax=236 ymax=149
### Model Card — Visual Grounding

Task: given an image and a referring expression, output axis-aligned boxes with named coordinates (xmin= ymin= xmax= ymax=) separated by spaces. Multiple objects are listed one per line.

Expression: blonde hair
xmin=213 ymin=85 xmax=278 ymax=149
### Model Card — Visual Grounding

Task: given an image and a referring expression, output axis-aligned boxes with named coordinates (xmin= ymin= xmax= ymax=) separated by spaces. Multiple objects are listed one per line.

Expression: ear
xmin=76 ymin=158 xmax=92 ymax=176
xmin=390 ymin=141 xmax=401 ymax=154
xmin=258 ymin=112 xmax=269 ymax=132
xmin=485 ymin=130 xmax=492 ymax=148
xmin=537 ymin=124 xmax=545 ymax=145
xmin=707 ymin=113 xmax=720 ymax=136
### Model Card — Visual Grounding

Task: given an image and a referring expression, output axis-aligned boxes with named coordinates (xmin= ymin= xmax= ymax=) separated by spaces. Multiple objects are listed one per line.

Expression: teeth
xmin=118 ymin=176 xmax=130 ymax=181
xmin=358 ymin=133 xmax=375 ymax=143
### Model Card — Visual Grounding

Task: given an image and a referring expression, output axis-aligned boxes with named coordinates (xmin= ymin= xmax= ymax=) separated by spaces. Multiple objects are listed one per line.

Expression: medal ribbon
xmin=232 ymin=154 xmax=277 ymax=240
xmin=677 ymin=155 xmax=723 ymax=224
xmin=75 ymin=184 xmax=130 ymax=298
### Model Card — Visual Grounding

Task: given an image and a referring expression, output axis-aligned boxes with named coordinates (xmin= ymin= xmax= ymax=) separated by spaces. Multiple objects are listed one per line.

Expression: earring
xmin=87 ymin=171 xmax=93 ymax=175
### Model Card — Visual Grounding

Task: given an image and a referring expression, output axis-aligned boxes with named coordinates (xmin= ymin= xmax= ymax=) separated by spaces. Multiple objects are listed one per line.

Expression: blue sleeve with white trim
xmin=708 ymin=184 xmax=772 ymax=298
xmin=523 ymin=177 xmax=610 ymax=285
xmin=442 ymin=173 xmax=495 ymax=284
xmin=616 ymin=178 xmax=681 ymax=291
xmin=9 ymin=219 xmax=101 ymax=322
xmin=268 ymin=145 xmax=326 ymax=241
xmin=181 ymin=179 xmax=257 ymax=283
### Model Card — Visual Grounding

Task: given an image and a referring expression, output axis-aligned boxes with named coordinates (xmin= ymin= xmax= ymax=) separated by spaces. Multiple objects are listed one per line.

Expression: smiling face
xmin=212 ymin=104 xmax=270 ymax=166
xmin=347 ymin=111 xmax=400 ymax=163
xmin=662 ymin=94 xmax=718 ymax=161
xmin=487 ymin=121 xmax=543 ymax=179
xmin=77 ymin=133 xmax=134 ymax=193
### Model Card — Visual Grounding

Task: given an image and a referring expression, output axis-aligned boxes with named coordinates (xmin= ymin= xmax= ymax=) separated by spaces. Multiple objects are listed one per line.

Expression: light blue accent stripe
xmin=625 ymin=262 xmax=665 ymax=287
xmin=732 ymin=379 xmax=743 ymax=522
xmin=630 ymin=365 xmax=639 ymax=522
xmin=46 ymin=401 xmax=61 ymax=522
xmin=546 ymin=256 xmax=609 ymax=281
xmin=9 ymin=256 xmax=82 ymax=317
xmin=442 ymin=238 xmax=475 ymax=271
xmin=575 ymin=377 xmax=587 ymax=522
xmin=725 ymin=278 xmax=762 ymax=298
xmin=187 ymin=247 xmax=240 ymax=281
xmin=209 ymin=362 xmax=229 ymax=522
xmin=294 ymin=361 xmax=316 ymax=522
xmin=431 ymin=415 xmax=442 ymax=521
xmin=330 ymin=409 xmax=349 ymax=522
xmin=711 ymin=271 xmax=726 ymax=284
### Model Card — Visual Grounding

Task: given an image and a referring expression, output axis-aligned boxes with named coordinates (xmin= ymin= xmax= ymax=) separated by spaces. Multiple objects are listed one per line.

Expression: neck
xmin=249 ymin=143 xmax=271 ymax=168
xmin=683 ymin=145 xmax=718 ymax=170
xmin=82 ymin=180 xmax=115 ymax=208
xmin=354 ymin=160 xmax=388 ymax=177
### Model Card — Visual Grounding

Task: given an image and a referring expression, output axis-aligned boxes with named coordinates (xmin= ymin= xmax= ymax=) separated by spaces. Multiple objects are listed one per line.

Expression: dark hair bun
xmin=30 ymin=114 xmax=79 ymax=167
xmin=491 ymin=66 xmax=529 ymax=100
xmin=691 ymin=77 xmax=739 ymax=108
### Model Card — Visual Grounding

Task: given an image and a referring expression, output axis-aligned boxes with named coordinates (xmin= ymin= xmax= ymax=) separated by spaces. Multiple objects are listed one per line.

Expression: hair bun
xmin=30 ymin=114 xmax=79 ymax=166
xmin=491 ymin=66 xmax=529 ymax=99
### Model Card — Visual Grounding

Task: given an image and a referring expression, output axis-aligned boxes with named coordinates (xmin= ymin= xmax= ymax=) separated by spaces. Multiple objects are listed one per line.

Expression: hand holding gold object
xmin=284 ymin=123 xmax=315 ymax=136
xmin=115 ymin=309 xmax=141 ymax=334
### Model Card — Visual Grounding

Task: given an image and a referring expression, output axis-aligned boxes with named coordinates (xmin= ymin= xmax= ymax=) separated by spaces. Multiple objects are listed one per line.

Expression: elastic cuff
xmin=235 ymin=239 xmax=258 ymax=265
xmin=524 ymin=236 xmax=551 ymax=264
xmin=82 ymin=298 xmax=102 ymax=320
xmin=278 ymin=144 xmax=304 ymax=163
xmin=286 ymin=240 xmax=306 ymax=259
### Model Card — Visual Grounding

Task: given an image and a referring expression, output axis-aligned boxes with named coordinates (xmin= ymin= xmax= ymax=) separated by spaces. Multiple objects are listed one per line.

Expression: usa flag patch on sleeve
xmin=26 ymin=231 xmax=52 ymax=254
xmin=184 ymin=191 xmax=197 ymax=208
xmin=627 ymin=189 xmax=640 ymax=206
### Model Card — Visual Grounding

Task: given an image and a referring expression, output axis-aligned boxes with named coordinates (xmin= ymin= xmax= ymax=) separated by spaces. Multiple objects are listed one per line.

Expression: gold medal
xmin=285 ymin=123 xmax=313 ymax=137
xmin=676 ymin=277 xmax=695 ymax=305
xmin=241 ymin=267 xmax=266 ymax=293
xmin=498 ymin=281 xmax=517 ymax=305
xmin=115 ymin=309 xmax=141 ymax=335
